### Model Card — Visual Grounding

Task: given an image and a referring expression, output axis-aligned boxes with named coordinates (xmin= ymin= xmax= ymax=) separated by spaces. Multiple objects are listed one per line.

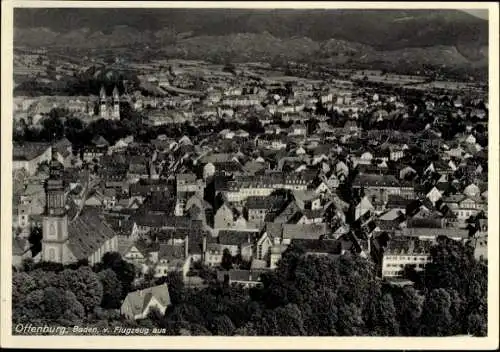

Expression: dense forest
xmin=12 ymin=237 xmax=487 ymax=336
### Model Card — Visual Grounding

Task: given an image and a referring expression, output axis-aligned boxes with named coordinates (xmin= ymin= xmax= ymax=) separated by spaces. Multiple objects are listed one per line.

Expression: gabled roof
xmin=67 ymin=209 xmax=117 ymax=260
xmin=217 ymin=230 xmax=255 ymax=246
xmin=291 ymin=238 xmax=340 ymax=254
xmin=352 ymin=173 xmax=400 ymax=188
xmin=384 ymin=237 xmax=432 ymax=255
xmin=122 ymin=284 xmax=171 ymax=317
xmin=91 ymin=135 xmax=109 ymax=147
xmin=158 ymin=243 xmax=186 ymax=260
xmin=282 ymin=223 xmax=329 ymax=240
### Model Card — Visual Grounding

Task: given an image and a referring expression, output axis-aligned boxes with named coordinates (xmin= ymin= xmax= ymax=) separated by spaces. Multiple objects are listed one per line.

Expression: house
xmin=182 ymin=193 xmax=213 ymax=223
xmin=12 ymin=237 xmax=32 ymax=269
xmin=290 ymin=238 xmax=342 ymax=257
xmin=355 ymin=196 xmax=375 ymax=221
xmin=204 ymin=242 xmax=224 ymax=267
xmin=153 ymin=243 xmax=190 ymax=279
xmin=216 ymin=269 xmax=265 ymax=289
xmin=13 ymin=143 xmax=52 ymax=176
xmin=288 ymin=124 xmax=307 ymax=137
xmin=269 ymin=244 xmax=289 ymax=269
xmin=216 ymin=229 xmax=256 ymax=261
xmin=245 ymin=195 xmax=288 ymax=228
xmin=343 ymin=119 xmax=359 ymax=132
xmin=53 ymin=137 xmax=73 ymax=167
xmin=16 ymin=183 xmax=46 ymax=234
xmin=176 ymin=173 xmax=203 ymax=194
xmin=121 ymin=240 xmax=154 ymax=273
xmin=83 ymin=135 xmax=109 ymax=162
xmin=441 ymin=195 xmax=485 ymax=223
xmin=463 ymin=183 xmax=481 ymax=198
xmin=381 ymin=238 xmax=432 ymax=278
xmin=399 ymin=227 xmax=469 ymax=242
xmin=120 ymin=283 xmax=171 ymax=320
xmin=108 ymin=135 xmax=134 ymax=154
xmin=335 ymin=161 xmax=349 ymax=181
xmin=214 ymin=202 xmax=247 ymax=230
xmin=426 ymin=186 xmax=443 ymax=205
xmin=292 ymin=190 xmax=322 ymax=211
xmin=352 ymin=173 xmax=411 ymax=204
xmin=131 ymin=214 xmax=201 ymax=238
xmin=255 ymin=223 xmax=299 ymax=266
xmin=470 ymin=234 xmax=487 ymax=262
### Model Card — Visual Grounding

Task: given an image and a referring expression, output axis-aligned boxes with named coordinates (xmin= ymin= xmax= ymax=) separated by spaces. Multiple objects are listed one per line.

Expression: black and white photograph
xmin=1 ymin=1 xmax=498 ymax=348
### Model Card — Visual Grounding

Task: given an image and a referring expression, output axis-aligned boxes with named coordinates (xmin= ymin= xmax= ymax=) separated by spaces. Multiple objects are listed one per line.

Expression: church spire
xmin=45 ymin=147 xmax=66 ymax=216
xmin=100 ymin=86 xmax=107 ymax=99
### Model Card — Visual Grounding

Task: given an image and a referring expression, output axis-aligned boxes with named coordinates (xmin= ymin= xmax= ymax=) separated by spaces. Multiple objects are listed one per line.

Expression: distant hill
xmin=14 ymin=9 xmax=488 ymax=71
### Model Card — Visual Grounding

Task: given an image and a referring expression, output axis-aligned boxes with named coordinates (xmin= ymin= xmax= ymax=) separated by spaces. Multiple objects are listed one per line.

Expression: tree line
xmin=12 ymin=237 xmax=486 ymax=336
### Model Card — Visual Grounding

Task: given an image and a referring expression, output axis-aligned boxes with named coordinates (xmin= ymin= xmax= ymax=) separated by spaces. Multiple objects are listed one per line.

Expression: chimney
xmin=184 ymin=234 xmax=189 ymax=258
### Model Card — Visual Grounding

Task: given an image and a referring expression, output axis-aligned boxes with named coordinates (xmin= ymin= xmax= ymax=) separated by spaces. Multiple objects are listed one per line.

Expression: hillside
xmin=14 ymin=9 xmax=488 ymax=48
xmin=13 ymin=9 xmax=488 ymax=71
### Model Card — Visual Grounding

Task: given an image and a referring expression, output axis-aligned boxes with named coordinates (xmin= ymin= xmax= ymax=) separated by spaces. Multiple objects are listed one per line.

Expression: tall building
xmin=99 ymin=86 xmax=108 ymax=119
xmin=41 ymin=150 xmax=119 ymax=265
xmin=99 ymin=85 xmax=120 ymax=120
xmin=112 ymin=86 xmax=120 ymax=119
xmin=41 ymin=150 xmax=69 ymax=263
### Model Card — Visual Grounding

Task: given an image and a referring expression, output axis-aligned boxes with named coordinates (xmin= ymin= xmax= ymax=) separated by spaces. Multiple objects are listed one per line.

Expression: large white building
xmin=381 ymin=237 xmax=432 ymax=278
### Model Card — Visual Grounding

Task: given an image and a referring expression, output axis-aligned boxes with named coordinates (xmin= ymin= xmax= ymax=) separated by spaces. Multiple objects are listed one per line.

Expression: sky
xmin=462 ymin=9 xmax=488 ymax=20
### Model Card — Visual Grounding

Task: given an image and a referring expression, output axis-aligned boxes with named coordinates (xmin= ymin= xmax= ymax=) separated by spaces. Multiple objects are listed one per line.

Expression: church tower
xmin=41 ymin=149 xmax=69 ymax=263
xmin=99 ymin=86 xmax=108 ymax=119
xmin=112 ymin=86 xmax=120 ymax=120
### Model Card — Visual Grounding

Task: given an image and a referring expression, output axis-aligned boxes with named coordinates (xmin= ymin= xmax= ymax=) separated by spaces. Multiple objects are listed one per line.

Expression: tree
xmin=391 ymin=286 xmax=424 ymax=336
xmin=12 ymin=272 xmax=37 ymax=306
xmin=419 ymin=288 xmax=453 ymax=336
xmin=233 ymin=322 xmax=258 ymax=336
xmin=14 ymin=287 xmax=85 ymax=326
xmin=371 ymin=293 xmax=399 ymax=336
xmin=221 ymin=249 xmax=233 ymax=271
xmin=97 ymin=252 xmax=136 ymax=298
xmin=64 ymin=117 xmax=85 ymax=143
xmin=59 ymin=267 xmax=103 ymax=313
xmin=28 ymin=226 xmax=43 ymax=257
xmin=467 ymin=313 xmax=487 ymax=337
xmin=210 ymin=315 xmax=236 ymax=335
xmin=335 ymin=301 xmax=365 ymax=336
xmin=163 ymin=272 xmax=185 ymax=305
xmin=40 ymin=114 xmax=65 ymax=141
xmin=97 ymin=269 xmax=123 ymax=309
xmin=255 ymin=304 xmax=306 ymax=336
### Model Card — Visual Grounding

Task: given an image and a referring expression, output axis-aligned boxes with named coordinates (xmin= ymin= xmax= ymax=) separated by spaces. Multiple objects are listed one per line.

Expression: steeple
xmin=100 ymin=86 xmax=107 ymax=100
xmin=45 ymin=148 xmax=66 ymax=216
xmin=42 ymin=148 xmax=69 ymax=264
xmin=99 ymin=85 xmax=108 ymax=118
xmin=112 ymin=86 xmax=120 ymax=120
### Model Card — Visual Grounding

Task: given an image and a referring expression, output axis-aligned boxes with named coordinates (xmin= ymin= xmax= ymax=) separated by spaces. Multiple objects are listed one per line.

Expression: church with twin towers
xmin=99 ymin=85 xmax=121 ymax=120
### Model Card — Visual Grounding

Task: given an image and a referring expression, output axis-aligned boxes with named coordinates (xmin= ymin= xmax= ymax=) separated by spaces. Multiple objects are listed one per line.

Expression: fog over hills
xmin=14 ymin=9 xmax=488 ymax=70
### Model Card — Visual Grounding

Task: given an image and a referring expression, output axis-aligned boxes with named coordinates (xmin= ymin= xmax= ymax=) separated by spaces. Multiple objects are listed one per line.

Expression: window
xmin=48 ymin=248 xmax=56 ymax=262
